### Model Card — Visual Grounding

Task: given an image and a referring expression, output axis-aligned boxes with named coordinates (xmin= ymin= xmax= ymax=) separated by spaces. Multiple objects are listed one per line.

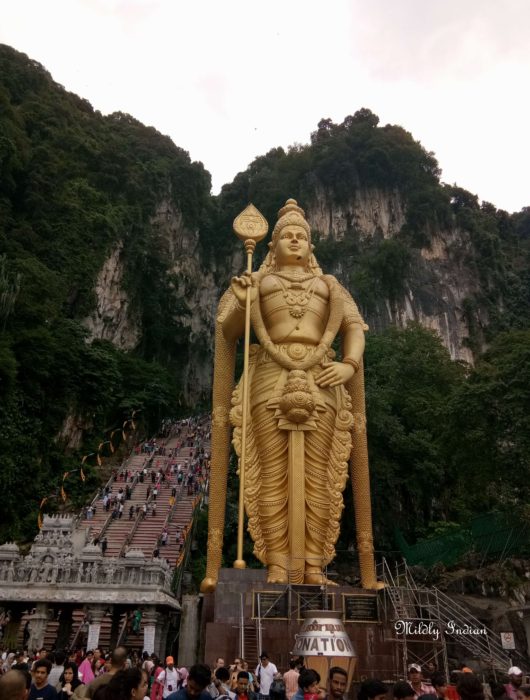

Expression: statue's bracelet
xmin=342 ymin=357 xmax=360 ymax=372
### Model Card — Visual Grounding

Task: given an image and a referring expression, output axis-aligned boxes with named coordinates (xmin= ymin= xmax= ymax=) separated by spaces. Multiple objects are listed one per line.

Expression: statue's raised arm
xmin=201 ymin=199 xmax=381 ymax=592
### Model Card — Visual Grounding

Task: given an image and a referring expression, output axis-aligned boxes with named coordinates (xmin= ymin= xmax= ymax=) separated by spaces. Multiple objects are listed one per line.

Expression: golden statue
xmin=201 ymin=199 xmax=380 ymax=591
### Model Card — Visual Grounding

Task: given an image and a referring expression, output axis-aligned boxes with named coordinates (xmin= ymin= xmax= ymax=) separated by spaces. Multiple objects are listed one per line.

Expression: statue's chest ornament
xmin=274 ymin=274 xmax=318 ymax=319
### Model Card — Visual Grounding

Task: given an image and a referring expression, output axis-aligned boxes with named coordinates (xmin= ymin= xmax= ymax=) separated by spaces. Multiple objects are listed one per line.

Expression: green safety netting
xmin=396 ymin=512 xmax=530 ymax=567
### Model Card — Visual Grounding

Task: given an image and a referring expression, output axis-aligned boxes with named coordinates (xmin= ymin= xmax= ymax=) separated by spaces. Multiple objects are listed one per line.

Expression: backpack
xmin=270 ymin=678 xmax=286 ymax=697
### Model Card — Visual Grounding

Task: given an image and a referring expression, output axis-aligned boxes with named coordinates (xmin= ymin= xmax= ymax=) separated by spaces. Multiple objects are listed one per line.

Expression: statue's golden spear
xmin=232 ymin=204 xmax=268 ymax=569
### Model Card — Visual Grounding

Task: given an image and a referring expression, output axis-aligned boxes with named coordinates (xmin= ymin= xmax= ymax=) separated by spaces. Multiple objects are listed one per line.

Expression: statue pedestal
xmin=200 ymin=568 xmax=398 ymax=679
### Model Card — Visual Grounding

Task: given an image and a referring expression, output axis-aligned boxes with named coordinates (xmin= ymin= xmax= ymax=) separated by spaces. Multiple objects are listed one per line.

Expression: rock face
xmin=150 ymin=199 xmax=220 ymax=400
xmin=55 ymin=410 xmax=94 ymax=450
xmin=82 ymin=242 xmax=141 ymax=350
xmin=365 ymin=225 xmax=478 ymax=364
xmin=305 ymin=186 xmax=479 ymax=363
xmin=306 ymin=186 xmax=406 ymax=241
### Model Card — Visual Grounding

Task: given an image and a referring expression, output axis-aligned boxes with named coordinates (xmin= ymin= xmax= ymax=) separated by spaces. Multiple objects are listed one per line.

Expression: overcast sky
xmin=1 ymin=0 xmax=529 ymax=212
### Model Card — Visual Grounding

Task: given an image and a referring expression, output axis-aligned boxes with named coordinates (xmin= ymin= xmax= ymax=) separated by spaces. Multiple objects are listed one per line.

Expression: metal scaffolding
xmin=378 ymin=558 xmax=526 ymax=679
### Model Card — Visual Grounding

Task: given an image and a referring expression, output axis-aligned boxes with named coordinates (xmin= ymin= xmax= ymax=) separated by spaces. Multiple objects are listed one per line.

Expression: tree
xmin=447 ymin=330 xmax=530 ymax=513
xmin=361 ymin=324 xmax=465 ymax=548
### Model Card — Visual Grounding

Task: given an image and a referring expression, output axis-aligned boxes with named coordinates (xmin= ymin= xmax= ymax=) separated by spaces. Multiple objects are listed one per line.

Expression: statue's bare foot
xmin=267 ymin=566 xmax=288 ymax=584
xmin=200 ymin=577 xmax=218 ymax=593
xmin=364 ymin=580 xmax=385 ymax=590
xmin=304 ymin=571 xmax=339 ymax=586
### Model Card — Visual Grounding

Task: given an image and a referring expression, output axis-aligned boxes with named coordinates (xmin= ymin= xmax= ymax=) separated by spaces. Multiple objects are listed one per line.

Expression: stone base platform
xmin=200 ymin=568 xmax=400 ymax=680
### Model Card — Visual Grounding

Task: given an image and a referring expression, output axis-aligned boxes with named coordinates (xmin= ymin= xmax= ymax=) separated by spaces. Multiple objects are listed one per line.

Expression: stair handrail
xmin=117 ymin=509 xmax=144 ymax=557
xmin=172 ymin=495 xmax=201 ymax=598
xmin=73 ymin=471 xmax=116 ymax=529
xmin=381 ymin=559 xmax=520 ymax=673
xmin=401 ymin=561 xmax=521 ymax=664
xmin=68 ymin=614 xmax=88 ymax=652
xmin=380 ymin=558 xmax=419 ymax=619
xmin=118 ymin=489 xmax=156 ymax=557
xmin=429 ymin=586 xmax=518 ymax=664
xmin=116 ymin=612 xmax=129 ymax=647
xmin=75 ymin=451 xmax=139 ymax=532
xmin=94 ymin=511 xmax=114 ymax=541
xmin=97 ymin=473 xmax=139 ymax=542
xmin=95 ymin=462 xmax=144 ymax=551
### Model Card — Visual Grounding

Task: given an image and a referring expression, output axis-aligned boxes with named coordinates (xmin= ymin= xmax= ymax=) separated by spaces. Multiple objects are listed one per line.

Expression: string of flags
xmin=38 ymin=410 xmax=141 ymax=527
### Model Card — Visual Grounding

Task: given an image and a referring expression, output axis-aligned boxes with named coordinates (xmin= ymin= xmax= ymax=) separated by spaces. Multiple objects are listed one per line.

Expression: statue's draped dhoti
xmin=231 ymin=343 xmax=353 ymax=583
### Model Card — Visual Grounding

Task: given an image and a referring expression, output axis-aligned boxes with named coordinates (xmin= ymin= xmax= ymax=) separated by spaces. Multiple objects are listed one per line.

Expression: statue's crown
xmin=271 ymin=198 xmax=311 ymax=245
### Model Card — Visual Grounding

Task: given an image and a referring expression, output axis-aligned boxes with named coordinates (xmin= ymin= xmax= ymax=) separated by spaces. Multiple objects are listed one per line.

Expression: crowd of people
xmin=1 ymin=418 xmax=527 ymax=700
xmin=0 ymin=644 xmax=529 ymax=700
xmin=83 ymin=416 xmax=211 ymax=565
xmin=347 ymin=663 xmax=530 ymax=700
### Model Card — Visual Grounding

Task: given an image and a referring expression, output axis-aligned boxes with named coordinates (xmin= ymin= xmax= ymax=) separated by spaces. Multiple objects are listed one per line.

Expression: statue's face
xmin=275 ymin=224 xmax=310 ymax=266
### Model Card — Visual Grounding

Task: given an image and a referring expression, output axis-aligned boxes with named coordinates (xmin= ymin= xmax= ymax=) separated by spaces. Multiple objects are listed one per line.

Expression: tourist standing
xmin=407 ymin=665 xmax=434 ymax=699
xmin=150 ymin=656 xmax=165 ymax=700
xmin=92 ymin=668 xmax=148 ymax=700
xmin=57 ymin=662 xmax=84 ymax=699
xmin=48 ymin=652 xmax=66 ymax=689
xmin=166 ymin=664 xmax=212 ymax=700
xmin=327 ymin=668 xmax=347 ymax=700
xmin=29 ymin=658 xmax=58 ymax=700
xmin=234 ymin=672 xmax=257 ymax=700
xmin=85 ymin=646 xmax=128 ymax=698
xmin=157 ymin=658 xmax=180 ymax=699
xmin=255 ymin=654 xmax=277 ymax=700
xmin=283 ymin=662 xmax=299 ymax=700
xmin=505 ymin=668 xmax=524 ymax=700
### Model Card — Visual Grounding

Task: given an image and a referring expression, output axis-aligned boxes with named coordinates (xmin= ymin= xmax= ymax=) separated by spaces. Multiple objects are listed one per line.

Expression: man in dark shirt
xmin=85 ymin=646 xmax=128 ymax=698
xmin=28 ymin=659 xmax=58 ymax=700
xmin=167 ymin=664 xmax=212 ymax=700
xmin=12 ymin=651 xmax=30 ymax=673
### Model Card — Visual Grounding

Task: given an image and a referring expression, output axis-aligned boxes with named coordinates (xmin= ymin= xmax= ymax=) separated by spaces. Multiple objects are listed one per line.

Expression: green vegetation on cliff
xmin=0 ymin=45 xmax=212 ymax=539
xmin=0 ymin=45 xmax=529 ymax=557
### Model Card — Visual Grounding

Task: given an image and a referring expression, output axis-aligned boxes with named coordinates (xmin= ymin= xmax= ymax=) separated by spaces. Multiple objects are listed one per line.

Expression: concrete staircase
xmin=16 ymin=417 xmax=210 ymax=652
xmin=76 ymin=422 xmax=209 ymax=563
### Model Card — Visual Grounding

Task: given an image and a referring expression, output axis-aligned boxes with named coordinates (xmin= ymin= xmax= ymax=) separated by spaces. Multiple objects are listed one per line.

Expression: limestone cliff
xmin=82 ymin=242 xmax=141 ymax=350
xmin=305 ymin=186 xmax=481 ymax=364
xmin=150 ymin=199 xmax=219 ymax=401
xmin=306 ymin=185 xmax=406 ymax=241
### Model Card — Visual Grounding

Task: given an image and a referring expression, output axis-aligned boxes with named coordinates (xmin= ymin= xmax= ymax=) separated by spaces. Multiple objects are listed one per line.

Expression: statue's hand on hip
xmin=231 ymin=272 xmax=257 ymax=306
xmin=315 ymin=360 xmax=355 ymax=387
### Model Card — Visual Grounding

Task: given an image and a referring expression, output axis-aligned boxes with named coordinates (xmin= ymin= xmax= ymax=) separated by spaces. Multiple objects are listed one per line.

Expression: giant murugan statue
xmin=200 ymin=199 xmax=380 ymax=591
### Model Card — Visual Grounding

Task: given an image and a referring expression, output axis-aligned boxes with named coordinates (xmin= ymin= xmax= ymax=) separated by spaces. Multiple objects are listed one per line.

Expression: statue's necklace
xmin=273 ymin=270 xmax=315 ymax=283
xmin=273 ymin=273 xmax=318 ymax=319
